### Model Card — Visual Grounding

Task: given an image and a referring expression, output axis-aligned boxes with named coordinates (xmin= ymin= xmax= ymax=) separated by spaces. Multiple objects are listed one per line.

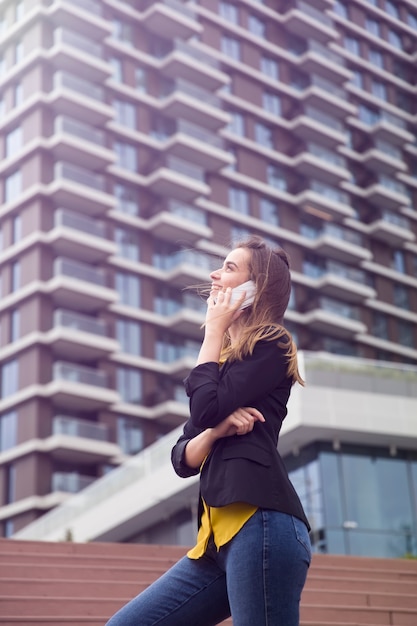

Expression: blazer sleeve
xmin=184 ymin=340 xmax=290 ymax=430
xmin=171 ymin=419 xmax=203 ymax=478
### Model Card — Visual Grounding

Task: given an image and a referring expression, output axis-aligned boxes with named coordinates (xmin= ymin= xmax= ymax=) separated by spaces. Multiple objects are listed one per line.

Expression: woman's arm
xmin=184 ymin=407 xmax=265 ymax=469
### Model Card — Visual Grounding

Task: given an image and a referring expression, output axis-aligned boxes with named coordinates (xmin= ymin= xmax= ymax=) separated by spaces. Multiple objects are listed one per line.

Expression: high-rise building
xmin=1 ymin=0 xmax=417 ymax=556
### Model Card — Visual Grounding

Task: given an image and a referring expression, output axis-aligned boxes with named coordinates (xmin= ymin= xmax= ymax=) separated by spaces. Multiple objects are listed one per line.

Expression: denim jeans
xmin=105 ymin=509 xmax=311 ymax=626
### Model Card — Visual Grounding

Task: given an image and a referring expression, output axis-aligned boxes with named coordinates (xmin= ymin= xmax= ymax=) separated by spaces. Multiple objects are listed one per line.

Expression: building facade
xmin=1 ymin=0 xmax=417 ymax=555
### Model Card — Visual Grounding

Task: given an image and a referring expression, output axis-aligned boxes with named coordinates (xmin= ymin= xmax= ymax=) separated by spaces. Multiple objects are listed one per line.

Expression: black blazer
xmin=171 ymin=339 xmax=310 ymax=531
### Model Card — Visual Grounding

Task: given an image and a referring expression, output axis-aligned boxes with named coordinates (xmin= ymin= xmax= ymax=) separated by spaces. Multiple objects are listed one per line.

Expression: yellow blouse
xmin=187 ymin=500 xmax=258 ymax=559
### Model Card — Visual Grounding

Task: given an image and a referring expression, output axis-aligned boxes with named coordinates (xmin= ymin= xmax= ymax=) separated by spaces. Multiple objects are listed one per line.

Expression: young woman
xmin=105 ymin=235 xmax=311 ymax=626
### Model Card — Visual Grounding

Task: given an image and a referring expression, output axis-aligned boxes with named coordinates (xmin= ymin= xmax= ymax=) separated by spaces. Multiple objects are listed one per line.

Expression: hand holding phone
xmin=230 ymin=280 xmax=256 ymax=310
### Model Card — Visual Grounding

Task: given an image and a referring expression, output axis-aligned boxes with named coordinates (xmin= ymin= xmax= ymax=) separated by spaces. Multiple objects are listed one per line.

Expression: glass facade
xmin=286 ymin=443 xmax=417 ymax=558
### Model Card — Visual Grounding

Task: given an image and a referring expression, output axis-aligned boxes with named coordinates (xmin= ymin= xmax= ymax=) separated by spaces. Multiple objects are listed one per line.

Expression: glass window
xmin=12 ymin=214 xmax=22 ymax=243
xmin=115 ymin=227 xmax=140 ymax=261
xmin=345 ymin=36 xmax=360 ymax=54
xmin=117 ymin=416 xmax=144 ymax=454
xmin=113 ymin=19 xmax=134 ymax=46
xmin=248 ymin=15 xmax=266 ymax=37
xmin=392 ymin=250 xmax=406 ymax=273
xmin=260 ymin=56 xmax=279 ymax=80
xmin=262 ymin=92 xmax=281 ymax=116
xmin=6 ymin=465 xmax=16 ymax=504
xmin=372 ymin=312 xmax=388 ymax=339
xmin=10 ymin=309 xmax=19 ymax=342
xmin=114 ymin=100 xmax=136 ymax=129
xmin=116 ymin=272 xmax=140 ymax=307
xmin=408 ymin=12 xmax=417 ymax=29
xmin=393 ymin=284 xmax=409 ymax=310
xmin=6 ymin=127 xmax=22 ymax=158
xmin=388 ymin=29 xmax=402 ymax=49
xmin=110 ymin=57 xmax=123 ymax=82
xmin=398 ymin=321 xmax=414 ymax=347
xmin=114 ymin=183 xmax=140 ymax=216
xmin=259 ymin=198 xmax=279 ymax=225
xmin=1 ymin=360 xmax=18 ymax=398
xmin=4 ymin=171 xmax=22 ymax=202
xmin=135 ymin=66 xmax=147 ymax=92
xmin=333 ymin=1 xmax=348 ymax=17
xmin=221 ymin=36 xmax=240 ymax=60
xmin=371 ymin=80 xmax=387 ymax=100
xmin=369 ymin=49 xmax=383 ymax=68
xmin=229 ymin=187 xmax=249 ymax=214
xmin=14 ymin=82 xmax=23 ymax=106
xmin=365 ymin=18 xmax=380 ymax=36
xmin=15 ymin=40 xmax=24 ymax=63
xmin=386 ymin=1 xmax=399 ymax=18
xmin=114 ymin=142 xmax=137 ymax=171
xmin=351 ymin=71 xmax=363 ymax=88
xmin=116 ymin=367 xmax=142 ymax=404
xmin=267 ymin=165 xmax=287 ymax=191
xmin=11 ymin=261 xmax=20 ymax=292
xmin=219 ymin=1 xmax=238 ymax=23
xmin=15 ymin=1 xmax=24 ymax=20
xmin=0 ymin=411 xmax=17 ymax=451
xmin=255 ymin=123 xmax=273 ymax=148
xmin=227 ymin=112 xmax=245 ymax=136
xmin=116 ymin=319 xmax=142 ymax=355
xmin=0 ymin=55 xmax=5 ymax=77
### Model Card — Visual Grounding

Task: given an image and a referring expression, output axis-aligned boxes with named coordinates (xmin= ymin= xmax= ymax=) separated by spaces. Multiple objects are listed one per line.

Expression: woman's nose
xmin=210 ymin=268 xmax=220 ymax=280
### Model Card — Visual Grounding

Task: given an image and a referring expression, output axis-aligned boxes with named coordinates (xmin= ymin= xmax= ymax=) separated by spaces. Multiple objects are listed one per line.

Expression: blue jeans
xmin=105 ymin=509 xmax=311 ymax=626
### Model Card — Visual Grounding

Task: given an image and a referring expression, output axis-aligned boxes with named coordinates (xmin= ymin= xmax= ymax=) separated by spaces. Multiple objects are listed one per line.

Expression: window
xmin=11 ymin=261 xmax=20 ymax=292
xmin=392 ymin=250 xmax=406 ymax=274
xmin=5 ymin=465 xmax=16 ymax=504
xmin=219 ymin=1 xmax=238 ymax=23
xmin=114 ymin=142 xmax=137 ymax=171
xmin=14 ymin=82 xmax=23 ymax=106
xmin=12 ymin=214 xmax=22 ymax=243
xmin=227 ymin=112 xmax=245 ymax=136
xmin=351 ymin=71 xmax=363 ymax=89
xmin=229 ymin=187 xmax=249 ymax=214
xmin=388 ymin=29 xmax=402 ymax=49
xmin=408 ymin=12 xmax=417 ymax=29
xmin=248 ymin=15 xmax=266 ymax=37
xmin=221 ymin=36 xmax=240 ymax=60
xmin=260 ymin=56 xmax=279 ymax=80
xmin=0 ymin=55 xmax=5 ymax=77
xmin=267 ymin=165 xmax=287 ymax=191
xmin=345 ymin=36 xmax=360 ymax=54
xmin=5 ymin=128 xmax=22 ymax=158
xmin=15 ymin=40 xmax=24 ymax=63
xmin=115 ymin=227 xmax=140 ymax=261
xmin=371 ymin=80 xmax=387 ymax=100
xmin=116 ymin=367 xmax=142 ymax=404
xmin=369 ymin=49 xmax=383 ymax=68
xmin=135 ymin=66 xmax=147 ymax=92
xmin=114 ymin=100 xmax=136 ymax=129
xmin=393 ymin=284 xmax=409 ymax=310
xmin=385 ymin=1 xmax=399 ymax=19
xmin=15 ymin=1 xmax=24 ymax=20
xmin=1 ymin=360 xmax=18 ymax=398
xmin=0 ymin=411 xmax=17 ymax=452
xmin=259 ymin=198 xmax=279 ymax=226
xmin=10 ymin=309 xmax=19 ymax=342
xmin=114 ymin=183 xmax=140 ymax=216
xmin=262 ymin=92 xmax=281 ymax=116
xmin=116 ymin=272 xmax=140 ymax=307
xmin=117 ymin=417 xmax=143 ymax=454
xmin=113 ymin=19 xmax=134 ymax=46
xmin=398 ymin=321 xmax=413 ymax=347
xmin=372 ymin=312 xmax=389 ymax=340
xmin=110 ymin=57 xmax=123 ymax=82
xmin=116 ymin=319 xmax=141 ymax=356
xmin=333 ymin=1 xmax=348 ymax=17
xmin=255 ymin=122 xmax=273 ymax=148
xmin=365 ymin=18 xmax=380 ymax=36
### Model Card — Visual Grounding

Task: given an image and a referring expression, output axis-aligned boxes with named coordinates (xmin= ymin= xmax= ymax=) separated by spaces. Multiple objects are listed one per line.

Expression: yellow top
xmin=187 ymin=500 xmax=258 ymax=559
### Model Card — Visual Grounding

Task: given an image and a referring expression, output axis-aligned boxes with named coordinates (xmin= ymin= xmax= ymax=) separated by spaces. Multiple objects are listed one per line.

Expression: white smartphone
xmin=230 ymin=280 xmax=257 ymax=310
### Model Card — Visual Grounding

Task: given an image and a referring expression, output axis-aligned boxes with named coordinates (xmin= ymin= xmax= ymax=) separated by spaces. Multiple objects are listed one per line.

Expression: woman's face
xmin=209 ymin=247 xmax=251 ymax=293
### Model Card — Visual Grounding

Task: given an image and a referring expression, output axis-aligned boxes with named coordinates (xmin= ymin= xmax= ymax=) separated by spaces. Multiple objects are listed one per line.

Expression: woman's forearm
xmin=184 ymin=428 xmax=217 ymax=469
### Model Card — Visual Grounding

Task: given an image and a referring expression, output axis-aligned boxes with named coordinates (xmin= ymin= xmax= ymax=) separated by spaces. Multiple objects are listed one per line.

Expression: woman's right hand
xmin=212 ymin=407 xmax=265 ymax=439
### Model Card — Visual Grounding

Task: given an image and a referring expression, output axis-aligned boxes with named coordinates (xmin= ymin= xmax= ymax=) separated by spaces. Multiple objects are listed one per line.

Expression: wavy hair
xmin=220 ymin=236 xmax=304 ymax=386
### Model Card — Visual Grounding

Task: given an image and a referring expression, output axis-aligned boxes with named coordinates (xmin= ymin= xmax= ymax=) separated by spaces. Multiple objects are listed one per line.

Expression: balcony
xmin=356 ymin=140 xmax=406 ymax=176
xmin=294 ymin=144 xmax=350 ymax=185
xmin=302 ymin=75 xmax=355 ymax=118
xmin=362 ymin=176 xmax=411 ymax=211
xmin=51 ymin=116 xmax=114 ymax=169
xmin=297 ymin=182 xmax=355 ymax=219
xmin=281 ymin=1 xmax=338 ymax=43
xmin=140 ymin=0 xmax=202 ymax=39
xmin=303 ymin=298 xmax=366 ymax=338
xmin=47 ymin=415 xmax=121 ymax=464
xmin=163 ymin=249 xmax=212 ymax=288
xmin=49 ymin=162 xmax=115 ymax=215
xmin=147 ymin=201 xmax=212 ymax=245
xmin=367 ymin=211 xmax=415 ymax=246
xmin=303 ymin=223 xmax=372 ymax=263
xmin=48 ymin=0 xmax=111 ymax=39
xmin=47 ymin=361 xmax=119 ymax=411
xmin=51 ymin=27 xmax=110 ymax=81
xmin=160 ymin=40 xmax=229 ymax=90
xmin=51 ymin=71 xmax=113 ymax=125
xmin=146 ymin=156 xmax=210 ymax=202
xmin=162 ymin=80 xmax=229 ymax=131
xmin=51 ymin=471 xmax=96 ymax=494
xmin=48 ymin=257 xmax=117 ymax=312
xmin=304 ymin=263 xmax=376 ymax=303
xmin=290 ymin=107 xmax=346 ymax=148
xmin=164 ymin=119 xmax=234 ymax=171
xmin=46 ymin=309 xmax=118 ymax=362
xmin=352 ymin=109 xmax=414 ymax=146
xmin=164 ymin=307 xmax=206 ymax=339
xmin=49 ymin=208 xmax=116 ymax=263
xmin=297 ymin=41 xmax=351 ymax=84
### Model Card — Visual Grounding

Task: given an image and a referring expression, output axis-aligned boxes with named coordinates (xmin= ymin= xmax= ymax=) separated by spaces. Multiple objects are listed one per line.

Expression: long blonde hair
xmin=220 ymin=236 xmax=304 ymax=386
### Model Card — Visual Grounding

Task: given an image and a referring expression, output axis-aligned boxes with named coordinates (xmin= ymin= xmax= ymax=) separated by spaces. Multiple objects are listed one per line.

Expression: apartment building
xmin=1 ymin=0 xmax=417 ymax=556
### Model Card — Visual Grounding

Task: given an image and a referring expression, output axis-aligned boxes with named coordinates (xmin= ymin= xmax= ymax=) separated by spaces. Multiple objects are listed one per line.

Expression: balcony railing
xmin=54 ymin=28 xmax=103 ymax=57
xmin=166 ymin=156 xmax=205 ymax=182
xmin=70 ymin=0 xmax=102 ymax=16
xmin=54 ymin=208 xmax=106 ymax=238
xmin=52 ymin=471 xmax=96 ymax=494
xmin=320 ymin=297 xmax=361 ymax=321
xmin=167 ymin=200 xmax=207 ymax=225
xmin=176 ymin=119 xmax=223 ymax=148
xmin=54 ymin=162 xmax=105 ymax=191
xmin=381 ymin=210 xmax=410 ymax=229
xmin=54 ymin=71 xmax=104 ymax=103
xmin=304 ymin=107 xmax=345 ymax=132
xmin=55 ymin=116 xmax=105 ymax=146
xmin=301 ymin=222 xmax=363 ymax=247
xmin=54 ymin=257 xmax=106 ymax=286
xmin=53 ymin=361 xmax=107 ymax=387
xmin=53 ymin=415 xmax=109 ymax=441
xmin=172 ymin=79 xmax=221 ymax=108
xmin=54 ymin=309 xmax=107 ymax=336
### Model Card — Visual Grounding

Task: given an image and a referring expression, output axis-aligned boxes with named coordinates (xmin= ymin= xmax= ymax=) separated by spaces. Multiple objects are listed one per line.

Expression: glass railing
xmin=381 ymin=211 xmax=410 ymax=229
xmin=378 ymin=175 xmax=407 ymax=195
xmin=54 ymin=28 xmax=102 ymax=57
xmin=166 ymin=156 xmax=205 ymax=182
xmin=54 ymin=71 xmax=104 ymax=102
xmin=176 ymin=119 xmax=223 ymax=148
xmin=310 ymin=181 xmax=350 ymax=205
xmin=308 ymin=41 xmax=344 ymax=66
xmin=173 ymin=40 xmax=219 ymax=69
xmin=374 ymin=140 xmax=402 ymax=160
xmin=326 ymin=261 xmax=368 ymax=285
xmin=52 ymin=471 xmax=96 ymax=494
xmin=70 ymin=0 xmax=102 ymax=16
xmin=54 ymin=309 xmax=107 ymax=336
xmin=54 ymin=116 xmax=105 ymax=146
xmin=54 ymin=208 xmax=106 ymax=238
xmin=53 ymin=361 xmax=107 ymax=387
xmin=54 ymin=162 xmax=105 ymax=191
xmin=167 ymin=200 xmax=207 ymax=225
xmin=53 ymin=415 xmax=109 ymax=441
xmin=297 ymin=0 xmax=332 ymax=26
xmin=320 ymin=297 xmax=361 ymax=320
xmin=305 ymin=107 xmax=345 ymax=132
xmin=308 ymin=143 xmax=346 ymax=168
xmin=172 ymin=79 xmax=221 ymax=108
xmin=54 ymin=257 xmax=106 ymax=286
xmin=310 ymin=75 xmax=345 ymax=99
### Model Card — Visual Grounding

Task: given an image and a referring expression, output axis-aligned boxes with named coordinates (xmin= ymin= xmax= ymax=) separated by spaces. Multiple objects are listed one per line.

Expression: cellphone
xmin=230 ymin=280 xmax=257 ymax=310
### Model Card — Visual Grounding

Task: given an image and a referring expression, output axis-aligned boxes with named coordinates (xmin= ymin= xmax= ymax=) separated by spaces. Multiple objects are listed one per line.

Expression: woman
xmin=106 ymin=235 xmax=311 ymax=626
